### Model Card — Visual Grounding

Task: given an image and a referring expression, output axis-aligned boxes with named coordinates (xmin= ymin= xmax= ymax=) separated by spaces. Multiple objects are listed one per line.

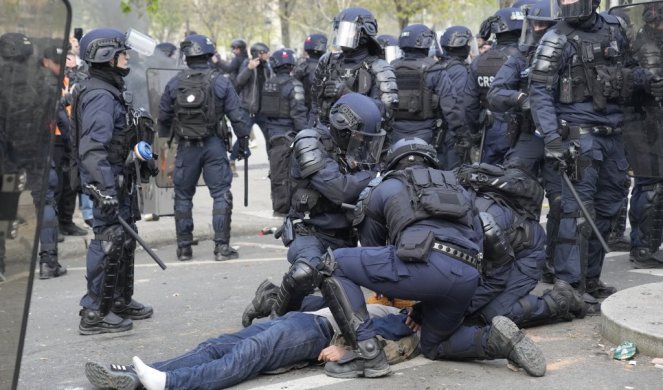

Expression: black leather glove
xmin=140 ymin=159 xmax=159 ymax=180
xmin=544 ymin=137 xmax=564 ymax=160
xmin=323 ymin=80 xmax=348 ymax=99
xmin=85 ymin=184 xmax=119 ymax=218
xmin=651 ymin=76 xmax=663 ymax=98
xmin=237 ymin=136 xmax=251 ymax=160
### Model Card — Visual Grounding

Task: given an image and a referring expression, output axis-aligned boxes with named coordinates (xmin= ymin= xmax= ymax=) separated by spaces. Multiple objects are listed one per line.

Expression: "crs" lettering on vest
xmin=477 ymin=76 xmax=494 ymax=88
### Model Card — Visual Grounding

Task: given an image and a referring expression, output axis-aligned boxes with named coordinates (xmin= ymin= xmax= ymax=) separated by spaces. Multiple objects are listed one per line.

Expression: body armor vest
xmin=261 ymin=74 xmax=292 ymax=119
xmin=289 ymin=129 xmax=345 ymax=216
xmin=475 ymin=46 xmax=517 ymax=105
xmin=295 ymin=59 xmax=317 ymax=109
xmin=556 ymin=18 xmax=625 ymax=104
xmin=392 ymin=56 xmax=439 ymax=120
xmin=383 ymin=167 xmax=473 ymax=243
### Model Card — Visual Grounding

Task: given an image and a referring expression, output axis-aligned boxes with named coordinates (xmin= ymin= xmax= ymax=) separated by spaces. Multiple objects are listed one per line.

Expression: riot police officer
xmin=316 ymin=138 xmax=546 ymax=378
xmin=241 ymin=93 xmax=385 ymax=326
xmin=456 ymin=162 xmax=591 ymax=326
xmin=75 ymin=28 xmax=153 ymax=334
xmin=261 ymin=48 xmax=308 ymax=215
xmin=390 ymin=24 xmax=464 ymax=150
xmin=293 ymin=33 xmax=327 ymax=122
xmin=627 ymin=3 xmax=663 ymax=269
xmin=487 ymin=0 xmax=561 ymax=284
xmin=463 ymin=6 xmax=527 ymax=165
xmin=437 ymin=26 xmax=474 ymax=169
xmin=158 ymin=34 xmax=251 ymax=262
xmin=311 ymin=7 xmax=398 ymax=126
xmin=376 ymin=34 xmax=401 ymax=63
xmin=529 ymin=0 xmax=656 ymax=298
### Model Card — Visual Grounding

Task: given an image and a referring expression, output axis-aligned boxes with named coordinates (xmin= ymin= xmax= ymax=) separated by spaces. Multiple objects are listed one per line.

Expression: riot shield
xmin=611 ymin=1 xmax=663 ymax=178
xmin=0 ymin=1 xmax=71 ymax=388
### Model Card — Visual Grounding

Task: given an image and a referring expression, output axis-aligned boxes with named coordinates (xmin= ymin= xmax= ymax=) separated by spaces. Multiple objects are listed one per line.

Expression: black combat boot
xmin=39 ymin=254 xmax=67 ymax=279
xmin=486 ymin=316 xmax=546 ymax=377
xmin=176 ymin=245 xmax=193 ymax=261
xmin=85 ymin=361 xmax=140 ymax=390
xmin=214 ymin=243 xmax=238 ymax=261
xmin=585 ymin=278 xmax=617 ymax=299
xmin=112 ymin=298 xmax=154 ymax=320
xmin=324 ymin=337 xmax=391 ymax=378
xmin=631 ymin=248 xmax=663 ymax=269
xmin=551 ymin=279 xmax=587 ymax=318
xmin=242 ymin=279 xmax=279 ymax=327
xmin=79 ymin=309 xmax=133 ymax=335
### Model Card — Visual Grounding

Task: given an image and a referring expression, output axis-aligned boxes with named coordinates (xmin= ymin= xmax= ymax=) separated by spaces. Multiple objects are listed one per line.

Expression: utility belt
xmin=560 ymin=122 xmax=622 ymax=139
xmin=431 ymin=240 xmax=482 ymax=271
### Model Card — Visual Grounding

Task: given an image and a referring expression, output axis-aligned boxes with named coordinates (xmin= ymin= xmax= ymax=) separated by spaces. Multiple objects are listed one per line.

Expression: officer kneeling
xmin=158 ymin=34 xmax=251 ymax=261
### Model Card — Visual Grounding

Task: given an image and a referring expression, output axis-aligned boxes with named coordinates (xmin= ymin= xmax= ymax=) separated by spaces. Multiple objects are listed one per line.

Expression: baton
xmin=85 ymin=184 xmax=167 ymax=270
xmin=560 ymin=169 xmax=611 ymax=254
xmin=244 ymin=156 xmax=249 ymax=207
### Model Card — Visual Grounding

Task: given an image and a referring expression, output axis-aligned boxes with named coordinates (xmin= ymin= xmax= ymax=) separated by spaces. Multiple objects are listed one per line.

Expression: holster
xmin=275 ymin=217 xmax=296 ymax=247
xmin=395 ymin=230 xmax=434 ymax=263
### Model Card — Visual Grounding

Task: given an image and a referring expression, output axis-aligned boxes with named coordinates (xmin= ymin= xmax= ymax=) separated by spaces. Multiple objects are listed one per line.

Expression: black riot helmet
xmin=155 ymin=42 xmax=177 ymax=58
xmin=377 ymin=34 xmax=402 ymax=62
xmin=270 ymin=48 xmax=296 ymax=71
xmin=519 ymin=0 xmax=558 ymax=52
xmin=440 ymin=26 xmax=473 ymax=49
xmin=329 ymin=93 xmax=386 ymax=170
xmin=231 ymin=39 xmax=247 ymax=51
xmin=331 ymin=7 xmax=382 ymax=54
xmin=79 ymin=28 xmax=130 ymax=63
xmin=558 ymin=0 xmax=600 ymax=24
xmin=0 ymin=32 xmax=34 ymax=62
xmin=399 ymin=24 xmax=436 ymax=52
xmin=180 ymin=34 xmax=215 ymax=58
xmin=384 ymin=137 xmax=439 ymax=171
xmin=250 ymin=42 xmax=270 ymax=59
xmin=304 ymin=33 xmax=328 ymax=57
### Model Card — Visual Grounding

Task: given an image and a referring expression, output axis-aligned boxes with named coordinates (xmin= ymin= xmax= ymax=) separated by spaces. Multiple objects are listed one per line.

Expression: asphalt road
xmin=16 ymin=232 xmax=663 ymax=390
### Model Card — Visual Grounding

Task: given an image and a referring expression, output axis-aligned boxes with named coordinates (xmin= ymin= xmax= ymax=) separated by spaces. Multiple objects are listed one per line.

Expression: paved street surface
xmin=16 ymin=132 xmax=663 ymax=389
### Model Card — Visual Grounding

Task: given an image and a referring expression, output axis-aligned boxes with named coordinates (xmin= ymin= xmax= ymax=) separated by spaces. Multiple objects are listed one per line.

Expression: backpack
xmin=173 ymin=68 xmax=218 ymax=140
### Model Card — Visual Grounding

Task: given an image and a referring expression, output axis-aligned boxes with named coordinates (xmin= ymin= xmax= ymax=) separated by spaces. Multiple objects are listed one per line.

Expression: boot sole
xmin=493 ymin=316 xmax=546 ymax=377
xmin=113 ymin=310 xmax=153 ymax=320
xmin=85 ymin=362 xmax=139 ymax=390
xmin=242 ymin=280 xmax=278 ymax=327
xmin=325 ymin=366 xmax=392 ymax=379
xmin=79 ymin=322 xmax=133 ymax=336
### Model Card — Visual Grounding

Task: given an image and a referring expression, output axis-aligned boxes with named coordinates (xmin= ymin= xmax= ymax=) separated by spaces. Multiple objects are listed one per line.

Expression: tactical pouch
xmin=396 ymin=230 xmax=434 ymax=263
xmin=559 ymin=75 xmax=573 ymax=104
xmin=291 ymin=188 xmax=320 ymax=212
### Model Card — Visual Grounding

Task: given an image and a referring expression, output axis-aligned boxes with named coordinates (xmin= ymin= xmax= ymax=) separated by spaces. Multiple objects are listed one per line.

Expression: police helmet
xmin=329 ymin=93 xmax=386 ymax=170
xmin=399 ymin=24 xmax=436 ymax=50
xmin=491 ymin=7 xmax=525 ymax=34
xmin=270 ymin=48 xmax=296 ymax=69
xmin=440 ymin=26 xmax=473 ymax=48
xmin=377 ymin=34 xmax=401 ymax=62
xmin=331 ymin=7 xmax=379 ymax=50
xmin=377 ymin=34 xmax=398 ymax=48
xmin=304 ymin=33 xmax=328 ymax=53
xmin=520 ymin=0 xmax=558 ymax=51
xmin=0 ymin=32 xmax=34 ymax=62
xmin=558 ymin=0 xmax=599 ymax=22
xmin=384 ymin=137 xmax=439 ymax=171
xmin=250 ymin=42 xmax=270 ymax=59
xmin=79 ymin=28 xmax=129 ymax=63
xmin=180 ymin=34 xmax=215 ymax=57
xmin=155 ymin=42 xmax=177 ymax=57
xmin=231 ymin=39 xmax=247 ymax=50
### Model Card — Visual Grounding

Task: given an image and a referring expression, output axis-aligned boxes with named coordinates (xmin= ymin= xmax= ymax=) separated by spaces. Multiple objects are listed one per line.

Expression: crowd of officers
xmin=13 ymin=0 xmax=663 ymax=384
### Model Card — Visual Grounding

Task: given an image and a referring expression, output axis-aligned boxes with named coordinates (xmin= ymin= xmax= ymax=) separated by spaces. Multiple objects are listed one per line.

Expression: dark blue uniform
xmin=159 ymin=64 xmax=250 ymax=252
xmin=293 ymin=57 xmax=320 ymax=123
xmin=390 ymin=53 xmax=464 ymax=146
xmin=528 ymin=14 xmax=648 ymax=294
xmin=436 ymin=55 xmax=471 ymax=169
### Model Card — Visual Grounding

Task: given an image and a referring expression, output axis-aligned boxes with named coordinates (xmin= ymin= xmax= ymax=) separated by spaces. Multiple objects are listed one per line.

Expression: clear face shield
xmin=519 ymin=19 xmax=553 ymax=51
xmin=384 ymin=45 xmax=402 ymax=63
xmin=331 ymin=20 xmax=361 ymax=49
xmin=126 ymin=28 xmax=156 ymax=56
xmin=345 ymin=128 xmax=387 ymax=171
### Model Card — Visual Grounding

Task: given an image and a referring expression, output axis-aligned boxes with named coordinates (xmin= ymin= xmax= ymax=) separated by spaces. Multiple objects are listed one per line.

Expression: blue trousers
xmin=481 ymin=120 xmax=509 ymax=165
xmin=555 ymin=134 xmax=628 ymax=285
xmin=331 ymin=245 xmax=479 ymax=358
xmin=38 ymin=161 xmax=59 ymax=259
xmin=174 ymin=136 xmax=233 ymax=246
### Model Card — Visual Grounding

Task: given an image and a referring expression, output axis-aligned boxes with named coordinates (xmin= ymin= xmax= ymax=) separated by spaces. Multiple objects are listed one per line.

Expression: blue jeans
xmin=79 ymin=193 xmax=94 ymax=221
xmin=151 ymin=312 xmax=333 ymax=390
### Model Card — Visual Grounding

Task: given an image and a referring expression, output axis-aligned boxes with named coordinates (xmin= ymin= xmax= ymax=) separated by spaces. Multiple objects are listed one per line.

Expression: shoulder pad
xmin=292 ymin=79 xmax=305 ymax=101
xmin=601 ymin=13 xmax=621 ymax=26
xmin=294 ymin=129 xmax=326 ymax=178
xmin=370 ymin=58 xmax=393 ymax=75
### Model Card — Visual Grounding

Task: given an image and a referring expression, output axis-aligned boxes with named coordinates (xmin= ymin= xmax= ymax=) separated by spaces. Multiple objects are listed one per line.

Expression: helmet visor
xmin=384 ymin=45 xmax=402 ymax=63
xmin=345 ymin=129 xmax=386 ymax=170
xmin=558 ymin=0 xmax=593 ymax=20
xmin=333 ymin=21 xmax=360 ymax=49
xmin=126 ymin=28 xmax=156 ymax=56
